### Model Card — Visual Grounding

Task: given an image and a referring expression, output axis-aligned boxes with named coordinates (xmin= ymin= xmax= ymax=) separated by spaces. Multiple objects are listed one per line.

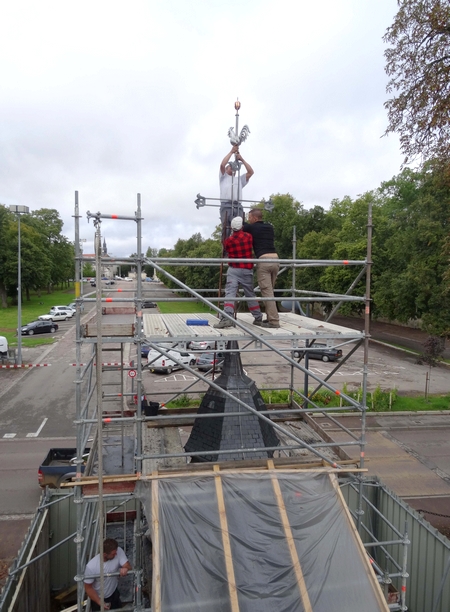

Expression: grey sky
xmin=0 ymin=0 xmax=402 ymax=257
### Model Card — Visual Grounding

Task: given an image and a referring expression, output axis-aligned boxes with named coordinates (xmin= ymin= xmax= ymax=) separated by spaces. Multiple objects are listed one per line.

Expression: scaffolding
xmin=64 ymin=191 xmax=413 ymax=612
xmin=0 ymin=192 xmax=417 ymax=611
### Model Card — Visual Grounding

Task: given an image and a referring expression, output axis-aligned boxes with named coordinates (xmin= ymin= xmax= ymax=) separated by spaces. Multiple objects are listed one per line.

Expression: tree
xmin=373 ymin=165 xmax=450 ymax=335
xmin=22 ymin=208 xmax=74 ymax=289
xmin=384 ymin=0 xmax=450 ymax=163
xmin=2 ymin=221 xmax=52 ymax=302
xmin=263 ymin=194 xmax=305 ymax=259
xmin=0 ymin=205 xmax=14 ymax=307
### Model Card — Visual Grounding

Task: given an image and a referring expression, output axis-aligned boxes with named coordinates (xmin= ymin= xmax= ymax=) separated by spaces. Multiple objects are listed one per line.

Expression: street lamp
xmin=79 ymin=238 xmax=87 ymax=298
xmin=9 ymin=205 xmax=30 ymax=366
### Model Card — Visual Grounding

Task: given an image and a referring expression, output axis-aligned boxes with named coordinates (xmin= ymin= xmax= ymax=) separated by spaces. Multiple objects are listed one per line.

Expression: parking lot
xmin=134 ymin=338 xmax=450 ymax=406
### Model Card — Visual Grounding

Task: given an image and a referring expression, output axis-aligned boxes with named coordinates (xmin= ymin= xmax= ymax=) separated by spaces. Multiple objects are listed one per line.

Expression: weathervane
xmin=227 ymin=99 xmax=250 ymax=172
xmin=194 ymin=99 xmax=273 ymax=212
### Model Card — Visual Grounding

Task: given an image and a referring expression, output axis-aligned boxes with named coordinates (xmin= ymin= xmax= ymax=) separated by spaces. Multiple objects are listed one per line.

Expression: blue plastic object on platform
xmin=186 ymin=319 xmax=209 ymax=326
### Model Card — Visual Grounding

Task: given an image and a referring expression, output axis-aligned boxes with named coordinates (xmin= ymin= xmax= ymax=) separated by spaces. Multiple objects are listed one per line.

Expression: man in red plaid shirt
xmin=214 ymin=216 xmax=263 ymax=328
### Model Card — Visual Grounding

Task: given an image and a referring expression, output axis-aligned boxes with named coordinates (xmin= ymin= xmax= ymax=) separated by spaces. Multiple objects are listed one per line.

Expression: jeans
xmin=91 ymin=587 xmax=122 ymax=610
xmin=223 ymin=267 xmax=262 ymax=320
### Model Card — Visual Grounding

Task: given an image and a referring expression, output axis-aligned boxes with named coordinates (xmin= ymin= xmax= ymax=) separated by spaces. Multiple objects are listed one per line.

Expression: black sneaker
xmin=253 ymin=319 xmax=264 ymax=326
xmin=261 ymin=321 xmax=280 ymax=328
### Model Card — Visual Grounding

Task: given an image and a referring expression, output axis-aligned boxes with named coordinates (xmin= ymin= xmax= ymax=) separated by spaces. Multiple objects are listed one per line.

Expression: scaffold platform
xmin=142 ymin=311 xmax=365 ymax=350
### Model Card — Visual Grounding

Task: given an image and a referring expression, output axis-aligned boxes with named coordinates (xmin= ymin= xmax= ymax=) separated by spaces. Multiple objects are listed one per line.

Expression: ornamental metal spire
xmin=194 ymin=99 xmax=273 ymax=212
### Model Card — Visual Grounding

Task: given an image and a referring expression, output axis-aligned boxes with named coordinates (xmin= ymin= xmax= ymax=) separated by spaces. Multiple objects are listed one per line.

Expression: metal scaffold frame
xmin=67 ymin=192 xmax=410 ymax=611
xmin=0 ymin=192 xmax=413 ymax=612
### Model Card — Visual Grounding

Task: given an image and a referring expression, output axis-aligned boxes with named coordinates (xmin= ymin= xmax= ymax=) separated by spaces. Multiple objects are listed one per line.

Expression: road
xmin=0 ymin=314 xmax=94 ymax=438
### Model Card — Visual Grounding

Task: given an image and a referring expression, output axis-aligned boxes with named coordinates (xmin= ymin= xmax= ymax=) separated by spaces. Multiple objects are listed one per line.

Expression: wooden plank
xmin=83 ymin=323 xmax=135 ymax=337
xmin=54 ymin=584 xmax=77 ymax=601
xmin=213 ymin=465 xmax=240 ymax=612
xmin=328 ymin=473 xmax=390 ymax=611
xmin=267 ymin=459 xmax=313 ymax=612
xmin=141 ymin=456 xmax=361 ymax=474
xmin=139 ymin=467 xmax=367 ymax=481
xmin=152 ymin=474 xmax=161 ymax=612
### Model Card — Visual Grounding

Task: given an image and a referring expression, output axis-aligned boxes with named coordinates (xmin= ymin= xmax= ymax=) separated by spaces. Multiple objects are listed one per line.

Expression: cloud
xmin=0 ymin=0 xmax=401 ymax=256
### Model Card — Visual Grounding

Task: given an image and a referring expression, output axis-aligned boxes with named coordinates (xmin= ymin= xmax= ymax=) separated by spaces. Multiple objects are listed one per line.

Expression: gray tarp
xmin=136 ymin=471 xmax=388 ymax=612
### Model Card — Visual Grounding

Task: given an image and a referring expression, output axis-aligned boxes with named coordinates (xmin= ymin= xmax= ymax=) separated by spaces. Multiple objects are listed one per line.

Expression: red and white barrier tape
xmin=0 ymin=363 xmax=51 ymax=369
xmin=70 ymin=362 xmax=134 ymax=366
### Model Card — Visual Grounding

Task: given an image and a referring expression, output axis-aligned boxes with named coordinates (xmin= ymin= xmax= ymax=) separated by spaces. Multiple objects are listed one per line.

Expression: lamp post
xmin=9 ymin=205 xmax=30 ymax=366
xmin=79 ymin=238 xmax=87 ymax=298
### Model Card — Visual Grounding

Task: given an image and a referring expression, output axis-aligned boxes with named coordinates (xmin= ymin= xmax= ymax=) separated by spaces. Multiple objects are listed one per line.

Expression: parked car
xmin=141 ymin=342 xmax=176 ymax=358
xmin=142 ymin=301 xmax=157 ymax=308
xmin=38 ymin=310 xmax=74 ymax=322
xmin=0 ymin=336 xmax=8 ymax=356
xmin=196 ymin=351 xmax=225 ymax=372
xmin=188 ymin=340 xmax=215 ymax=351
xmin=294 ymin=343 xmax=343 ymax=362
xmin=20 ymin=320 xmax=59 ymax=335
xmin=105 ymin=280 xmax=115 ymax=285
xmin=147 ymin=349 xmax=196 ymax=374
xmin=66 ymin=301 xmax=85 ymax=313
xmin=50 ymin=305 xmax=75 ymax=315
xmin=90 ymin=280 xmax=96 ymax=287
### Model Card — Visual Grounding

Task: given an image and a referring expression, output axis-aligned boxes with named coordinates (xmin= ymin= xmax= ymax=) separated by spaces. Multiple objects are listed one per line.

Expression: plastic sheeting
xmin=136 ymin=471 xmax=388 ymax=612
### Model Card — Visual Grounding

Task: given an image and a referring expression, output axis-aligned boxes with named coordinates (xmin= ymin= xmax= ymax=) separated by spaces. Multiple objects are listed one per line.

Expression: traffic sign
xmin=128 ymin=369 xmax=137 ymax=378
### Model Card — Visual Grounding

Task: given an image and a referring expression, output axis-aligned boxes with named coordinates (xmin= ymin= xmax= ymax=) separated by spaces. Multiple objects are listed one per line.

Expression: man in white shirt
xmin=219 ymin=144 xmax=254 ymax=237
xmin=84 ymin=538 xmax=132 ymax=610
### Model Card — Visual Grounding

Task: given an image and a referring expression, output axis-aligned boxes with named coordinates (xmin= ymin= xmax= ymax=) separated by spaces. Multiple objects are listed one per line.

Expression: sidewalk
xmin=331 ymin=315 xmax=450 ymax=359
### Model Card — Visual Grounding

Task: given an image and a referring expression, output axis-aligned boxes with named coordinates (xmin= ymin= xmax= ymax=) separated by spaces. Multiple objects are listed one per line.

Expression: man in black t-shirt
xmin=243 ymin=209 xmax=280 ymax=328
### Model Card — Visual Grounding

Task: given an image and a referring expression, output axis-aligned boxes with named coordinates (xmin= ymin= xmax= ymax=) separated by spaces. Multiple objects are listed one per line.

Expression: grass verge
xmin=157 ymin=301 xmax=215 ymax=315
xmin=163 ymin=388 xmax=450 ymax=412
xmin=0 ymin=285 xmax=77 ymax=347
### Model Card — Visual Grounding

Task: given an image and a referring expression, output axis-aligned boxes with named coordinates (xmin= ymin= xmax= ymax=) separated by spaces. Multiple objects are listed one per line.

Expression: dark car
xmin=21 ymin=320 xmax=59 ymax=335
xmin=294 ymin=343 xmax=343 ymax=362
xmin=142 ymin=301 xmax=157 ymax=308
xmin=196 ymin=351 xmax=225 ymax=372
xmin=90 ymin=280 xmax=96 ymax=287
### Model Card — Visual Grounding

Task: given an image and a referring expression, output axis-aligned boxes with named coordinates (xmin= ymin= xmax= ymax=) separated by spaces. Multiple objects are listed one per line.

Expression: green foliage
xmin=373 ymin=166 xmax=450 ymax=334
xmin=164 ymin=389 xmax=450 ymax=412
xmin=158 ymin=233 xmax=222 ymax=294
xmin=83 ymin=262 xmax=96 ymax=277
xmin=0 ymin=206 xmax=74 ymax=307
xmin=384 ymin=0 xmax=450 ymax=164
xmin=0 ymin=284 xmax=79 ymax=347
xmin=417 ymin=335 xmax=446 ymax=366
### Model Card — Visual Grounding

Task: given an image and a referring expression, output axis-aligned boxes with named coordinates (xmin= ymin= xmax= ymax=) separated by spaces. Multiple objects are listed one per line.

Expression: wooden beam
xmin=268 ymin=459 xmax=313 ymax=612
xmin=139 ymin=467 xmax=367 ymax=481
xmin=214 ymin=465 xmax=240 ymax=612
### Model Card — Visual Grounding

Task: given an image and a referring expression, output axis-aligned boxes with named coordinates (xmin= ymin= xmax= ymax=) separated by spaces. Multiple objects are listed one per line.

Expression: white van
xmin=0 ymin=336 xmax=8 ymax=356
xmin=147 ymin=349 xmax=196 ymax=374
